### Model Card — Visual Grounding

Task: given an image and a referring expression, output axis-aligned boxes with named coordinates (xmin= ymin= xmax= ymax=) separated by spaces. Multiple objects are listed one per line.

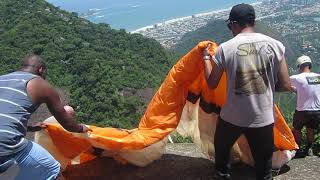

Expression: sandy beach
xmin=131 ymin=1 xmax=262 ymax=33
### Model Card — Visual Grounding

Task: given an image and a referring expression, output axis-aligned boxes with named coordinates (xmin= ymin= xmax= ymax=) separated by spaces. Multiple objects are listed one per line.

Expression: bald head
xmin=21 ymin=54 xmax=47 ymax=79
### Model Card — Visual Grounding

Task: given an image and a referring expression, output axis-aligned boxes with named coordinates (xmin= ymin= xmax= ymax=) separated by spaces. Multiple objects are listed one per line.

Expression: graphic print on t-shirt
xmin=306 ymin=76 xmax=320 ymax=85
xmin=235 ymin=42 xmax=274 ymax=96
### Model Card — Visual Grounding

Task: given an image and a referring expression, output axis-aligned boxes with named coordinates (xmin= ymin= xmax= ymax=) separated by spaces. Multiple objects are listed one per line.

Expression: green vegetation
xmin=173 ymin=19 xmax=232 ymax=55
xmin=170 ymin=132 xmax=193 ymax=143
xmin=0 ymin=0 xmax=178 ymax=128
xmin=261 ymin=8 xmax=320 ymax=70
xmin=173 ymin=19 xmax=297 ymax=62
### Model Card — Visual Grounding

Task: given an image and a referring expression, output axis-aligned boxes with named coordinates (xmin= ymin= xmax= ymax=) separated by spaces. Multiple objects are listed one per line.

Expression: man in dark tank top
xmin=0 ymin=54 xmax=90 ymax=180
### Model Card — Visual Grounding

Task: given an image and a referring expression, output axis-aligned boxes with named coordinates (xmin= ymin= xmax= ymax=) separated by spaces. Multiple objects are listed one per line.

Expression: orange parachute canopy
xmin=37 ymin=41 xmax=298 ymax=169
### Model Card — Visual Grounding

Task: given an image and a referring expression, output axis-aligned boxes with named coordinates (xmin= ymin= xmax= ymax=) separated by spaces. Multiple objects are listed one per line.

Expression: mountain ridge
xmin=0 ymin=0 xmax=177 ymax=128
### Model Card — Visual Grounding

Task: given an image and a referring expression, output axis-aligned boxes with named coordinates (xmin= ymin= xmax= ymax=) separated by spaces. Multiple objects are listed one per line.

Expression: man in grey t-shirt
xmin=203 ymin=3 xmax=292 ymax=180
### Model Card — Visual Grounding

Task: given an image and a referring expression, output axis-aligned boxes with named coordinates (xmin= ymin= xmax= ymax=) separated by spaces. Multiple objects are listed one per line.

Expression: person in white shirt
xmin=290 ymin=55 xmax=320 ymax=158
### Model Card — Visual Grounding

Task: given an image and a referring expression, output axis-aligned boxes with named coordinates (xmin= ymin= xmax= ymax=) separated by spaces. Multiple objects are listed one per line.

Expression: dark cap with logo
xmin=228 ymin=3 xmax=255 ymax=23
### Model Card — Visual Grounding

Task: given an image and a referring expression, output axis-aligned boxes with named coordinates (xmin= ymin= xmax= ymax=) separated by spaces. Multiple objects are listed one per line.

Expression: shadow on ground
xmin=63 ymin=154 xmax=259 ymax=180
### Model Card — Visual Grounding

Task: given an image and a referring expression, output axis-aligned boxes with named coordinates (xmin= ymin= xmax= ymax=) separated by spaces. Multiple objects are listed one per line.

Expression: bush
xmin=169 ymin=132 xmax=193 ymax=143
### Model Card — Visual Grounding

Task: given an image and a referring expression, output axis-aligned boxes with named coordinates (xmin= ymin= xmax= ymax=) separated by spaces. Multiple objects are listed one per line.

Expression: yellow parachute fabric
xmin=35 ymin=41 xmax=298 ymax=170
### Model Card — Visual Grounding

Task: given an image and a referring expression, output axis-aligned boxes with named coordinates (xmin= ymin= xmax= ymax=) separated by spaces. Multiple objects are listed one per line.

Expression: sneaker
xmin=214 ymin=171 xmax=231 ymax=180
xmin=307 ymin=148 xmax=314 ymax=156
xmin=271 ymin=168 xmax=280 ymax=176
xmin=294 ymin=149 xmax=306 ymax=158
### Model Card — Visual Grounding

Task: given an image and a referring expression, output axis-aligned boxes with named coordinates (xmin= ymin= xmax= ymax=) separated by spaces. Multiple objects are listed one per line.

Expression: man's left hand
xmin=27 ymin=122 xmax=47 ymax=132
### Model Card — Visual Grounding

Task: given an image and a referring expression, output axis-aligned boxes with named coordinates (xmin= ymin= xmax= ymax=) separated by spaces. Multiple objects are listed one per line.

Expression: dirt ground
xmin=62 ymin=143 xmax=320 ymax=180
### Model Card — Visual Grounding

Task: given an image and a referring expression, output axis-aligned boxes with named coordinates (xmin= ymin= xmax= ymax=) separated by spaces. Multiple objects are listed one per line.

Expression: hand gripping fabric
xmin=35 ymin=41 xmax=297 ymax=170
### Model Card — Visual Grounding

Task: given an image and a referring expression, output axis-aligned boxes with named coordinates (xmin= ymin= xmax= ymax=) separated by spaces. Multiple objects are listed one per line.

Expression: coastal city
xmin=132 ymin=0 xmax=320 ymax=51
xmin=2 ymin=0 xmax=320 ymax=179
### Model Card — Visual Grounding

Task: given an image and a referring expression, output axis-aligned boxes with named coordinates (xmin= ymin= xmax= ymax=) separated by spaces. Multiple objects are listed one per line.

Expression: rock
xmin=61 ymin=143 xmax=320 ymax=180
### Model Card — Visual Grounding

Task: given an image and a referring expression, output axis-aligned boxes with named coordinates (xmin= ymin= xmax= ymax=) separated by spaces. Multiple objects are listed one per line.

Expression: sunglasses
xmin=227 ymin=20 xmax=237 ymax=30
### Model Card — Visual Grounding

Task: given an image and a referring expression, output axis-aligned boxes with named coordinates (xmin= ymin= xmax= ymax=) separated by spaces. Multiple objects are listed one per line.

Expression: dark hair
xmin=237 ymin=19 xmax=255 ymax=27
xmin=21 ymin=54 xmax=46 ymax=69
xmin=300 ymin=62 xmax=312 ymax=70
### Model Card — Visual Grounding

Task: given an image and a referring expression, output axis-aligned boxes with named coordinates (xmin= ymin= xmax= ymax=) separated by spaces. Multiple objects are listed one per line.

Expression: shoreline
xmin=131 ymin=1 xmax=262 ymax=33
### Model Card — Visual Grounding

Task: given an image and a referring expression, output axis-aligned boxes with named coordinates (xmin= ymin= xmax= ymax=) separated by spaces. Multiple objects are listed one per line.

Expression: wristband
xmin=203 ymin=55 xmax=211 ymax=60
xmin=78 ymin=124 xmax=84 ymax=132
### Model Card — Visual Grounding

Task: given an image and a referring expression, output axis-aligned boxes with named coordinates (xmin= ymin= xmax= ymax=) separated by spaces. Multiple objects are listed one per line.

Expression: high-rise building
xmin=289 ymin=0 xmax=317 ymax=5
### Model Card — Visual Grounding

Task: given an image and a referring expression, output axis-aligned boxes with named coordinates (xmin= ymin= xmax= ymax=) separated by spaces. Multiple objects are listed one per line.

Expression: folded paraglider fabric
xmin=35 ymin=41 xmax=298 ymax=170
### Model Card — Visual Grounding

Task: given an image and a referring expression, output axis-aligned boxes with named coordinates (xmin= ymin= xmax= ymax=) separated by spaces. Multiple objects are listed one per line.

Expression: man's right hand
xmin=79 ymin=124 xmax=92 ymax=133
xmin=203 ymin=43 xmax=212 ymax=60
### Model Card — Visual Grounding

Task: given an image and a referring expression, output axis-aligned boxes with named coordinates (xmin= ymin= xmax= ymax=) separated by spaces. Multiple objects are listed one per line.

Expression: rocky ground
xmin=62 ymin=143 xmax=320 ymax=180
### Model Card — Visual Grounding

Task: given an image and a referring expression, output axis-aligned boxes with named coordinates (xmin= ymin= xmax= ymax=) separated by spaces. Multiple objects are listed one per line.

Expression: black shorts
xmin=293 ymin=110 xmax=320 ymax=130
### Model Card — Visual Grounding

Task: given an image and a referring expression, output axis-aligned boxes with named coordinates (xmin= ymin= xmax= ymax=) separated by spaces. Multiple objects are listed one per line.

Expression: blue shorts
xmin=0 ymin=141 xmax=60 ymax=180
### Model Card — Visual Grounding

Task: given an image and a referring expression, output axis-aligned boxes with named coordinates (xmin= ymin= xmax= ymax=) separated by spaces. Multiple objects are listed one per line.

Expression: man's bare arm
xmin=203 ymin=44 xmax=223 ymax=89
xmin=275 ymin=58 xmax=294 ymax=92
xmin=204 ymin=60 xmax=223 ymax=89
xmin=27 ymin=78 xmax=86 ymax=132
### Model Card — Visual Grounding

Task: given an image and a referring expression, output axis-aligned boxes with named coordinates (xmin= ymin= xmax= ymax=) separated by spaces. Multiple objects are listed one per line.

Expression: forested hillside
xmin=0 ymin=0 xmax=178 ymax=128
xmin=173 ymin=19 xmax=297 ymax=63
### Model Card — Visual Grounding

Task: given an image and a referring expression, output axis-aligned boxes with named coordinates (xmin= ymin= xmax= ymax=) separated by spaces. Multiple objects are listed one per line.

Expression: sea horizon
xmin=47 ymin=0 xmax=259 ymax=31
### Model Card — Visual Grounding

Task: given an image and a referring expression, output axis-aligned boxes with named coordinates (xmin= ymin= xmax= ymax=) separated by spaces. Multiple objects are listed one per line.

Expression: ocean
xmin=47 ymin=0 xmax=259 ymax=31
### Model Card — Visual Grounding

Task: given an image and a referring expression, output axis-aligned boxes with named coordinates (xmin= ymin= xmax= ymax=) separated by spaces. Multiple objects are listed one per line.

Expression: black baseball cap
xmin=227 ymin=3 xmax=255 ymax=23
